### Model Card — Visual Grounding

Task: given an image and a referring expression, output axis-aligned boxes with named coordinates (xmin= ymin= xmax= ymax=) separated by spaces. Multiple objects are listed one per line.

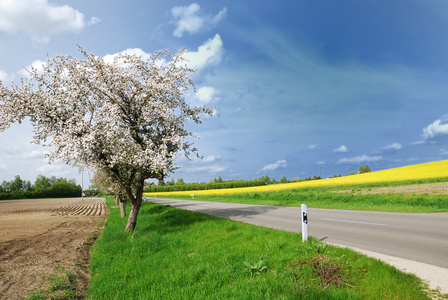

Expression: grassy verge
xmin=87 ymin=196 xmax=434 ymax=299
xmin=155 ymin=186 xmax=448 ymax=213
xmin=26 ymin=268 xmax=81 ymax=300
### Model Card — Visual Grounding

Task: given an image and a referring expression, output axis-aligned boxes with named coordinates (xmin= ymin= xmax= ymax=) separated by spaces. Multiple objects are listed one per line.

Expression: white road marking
xmin=321 ymin=218 xmax=387 ymax=226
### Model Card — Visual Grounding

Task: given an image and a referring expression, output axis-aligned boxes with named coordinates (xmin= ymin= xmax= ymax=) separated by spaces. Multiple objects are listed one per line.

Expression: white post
xmin=301 ymin=204 xmax=308 ymax=242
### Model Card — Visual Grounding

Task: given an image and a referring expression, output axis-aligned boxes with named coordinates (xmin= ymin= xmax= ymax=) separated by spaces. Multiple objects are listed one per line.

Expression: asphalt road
xmin=145 ymin=197 xmax=448 ymax=268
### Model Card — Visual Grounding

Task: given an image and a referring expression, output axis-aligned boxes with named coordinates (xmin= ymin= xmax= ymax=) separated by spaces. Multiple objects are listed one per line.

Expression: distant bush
xmin=358 ymin=165 xmax=371 ymax=174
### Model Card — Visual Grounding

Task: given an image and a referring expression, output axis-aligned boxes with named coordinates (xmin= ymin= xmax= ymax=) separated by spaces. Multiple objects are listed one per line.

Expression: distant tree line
xmin=0 ymin=175 xmax=81 ymax=200
xmin=145 ymin=175 xmax=324 ymax=193
xmin=144 ymin=164 xmax=372 ymax=193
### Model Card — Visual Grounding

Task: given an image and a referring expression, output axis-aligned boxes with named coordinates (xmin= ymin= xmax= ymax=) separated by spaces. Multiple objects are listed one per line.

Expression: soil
xmin=332 ymin=182 xmax=448 ymax=195
xmin=0 ymin=198 xmax=108 ymax=300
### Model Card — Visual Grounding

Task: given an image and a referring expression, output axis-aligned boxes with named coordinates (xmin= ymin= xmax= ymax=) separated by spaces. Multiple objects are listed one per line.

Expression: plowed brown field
xmin=0 ymin=198 xmax=108 ymax=300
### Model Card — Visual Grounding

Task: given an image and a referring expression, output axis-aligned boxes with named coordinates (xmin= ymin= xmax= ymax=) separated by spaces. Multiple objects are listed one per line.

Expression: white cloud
xmin=22 ymin=149 xmax=48 ymax=159
xmin=202 ymin=155 xmax=223 ymax=163
xmin=103 ymin=48 xmax=152 ymax=65
xmin=171 ymin=3 xmax=227 ymax=37
xmin=410 ymin=140 xmax=425 ymax=145
xmin=101 ymin=35 xmax=223 ymax=72
xmin=440 ymin=149 xmax=448 ymax=156
xmin=34 ymin=162 xmax=74 ymax=177
xmin=316 ymin=161 xmax=325 ymax=165
xmin=383 ymin=143 xmax=402 ymax=150
xmin=184 ymin=34 xmax=224 ymax=70
xmin=184 ymin=155 xmax=232 ymax=174
xmin=187 ymin=165 xmax=227 ymax=173
xmin=333 ymin=145 xmax=348 ymax=153
xmin=0 ymin=70 xmax=11 ymax=83
xmin=337 ymin=155 xmax=382 ymax=164
xmin=195 ymin=86 xmax=221 ymax=104
xmin=36 ymin=163 xmax=64 ymax=172
xmin=423 ymin=117 xmax=448 ymax=140
xmin=260 ymin=160 xmax=287 ymax=172
xmin=87 ymin=17 xmax=101 ymax=26
xmin=211 ymin=108 xmax=219 ymax=118
xmin=18 ymin=60 xmax=47 ymax=77
xmin=307 ymin=144 xmax=318 ymax=150
xmin=0 ymin=0 xmax=98 ymax=43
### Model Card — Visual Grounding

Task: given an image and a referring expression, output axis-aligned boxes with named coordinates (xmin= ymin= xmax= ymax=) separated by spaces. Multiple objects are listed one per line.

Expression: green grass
xmin=87 ymin=196 xmax=434 ymax=299
xmin=26 ymin=268 xmax=81 ymax=300
xmin=161 ymin=185 xmax=448 ymax=213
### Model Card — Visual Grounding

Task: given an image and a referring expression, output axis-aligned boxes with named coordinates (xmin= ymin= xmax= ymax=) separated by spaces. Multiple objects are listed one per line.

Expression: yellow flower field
xmin=145 ymin=160 xmax=448 ymax=197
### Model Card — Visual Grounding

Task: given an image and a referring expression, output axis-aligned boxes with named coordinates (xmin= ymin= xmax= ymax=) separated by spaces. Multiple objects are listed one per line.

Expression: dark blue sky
xmin=1 ymin=0 xmax=448 ymax=185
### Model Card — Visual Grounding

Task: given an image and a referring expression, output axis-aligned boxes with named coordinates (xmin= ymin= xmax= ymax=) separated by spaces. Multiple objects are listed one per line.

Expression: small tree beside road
xmin=0 ymin=46 xmax=212 ymax=231
xmin=91 ymin=169 xmax=127 ymax=218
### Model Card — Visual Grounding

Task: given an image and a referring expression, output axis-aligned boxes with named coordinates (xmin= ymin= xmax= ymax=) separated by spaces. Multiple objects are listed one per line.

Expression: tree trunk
xmin=124 ymin=204 xmax=140 ymax=232
xmin=115 ymin=193 xmax=126 ymax=218
xmin=124 ymin=179 xmax=144 ymax=232
xmin=119 ymin=197 xmax=126 ymax=218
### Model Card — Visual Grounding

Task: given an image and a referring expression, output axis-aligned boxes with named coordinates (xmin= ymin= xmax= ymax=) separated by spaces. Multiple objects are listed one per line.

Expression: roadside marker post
xmin=301 ymin=204 xmax=308 ymax=242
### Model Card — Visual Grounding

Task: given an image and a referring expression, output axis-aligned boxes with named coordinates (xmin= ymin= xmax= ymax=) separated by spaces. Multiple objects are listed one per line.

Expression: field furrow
xmin=52 ymin=199 xmax=109 ymax=216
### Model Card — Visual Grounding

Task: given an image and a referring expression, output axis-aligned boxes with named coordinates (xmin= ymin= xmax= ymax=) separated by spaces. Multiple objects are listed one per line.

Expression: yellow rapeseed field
xmin=146 ymin=160 xmax=448 ymax=197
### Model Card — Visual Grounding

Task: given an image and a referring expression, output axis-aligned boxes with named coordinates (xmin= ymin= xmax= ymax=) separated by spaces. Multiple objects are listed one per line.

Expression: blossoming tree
xmin=91 ymin=168 xmax=127 ymax=218
xmin=0 ymin=46 xmax=212 ymax=231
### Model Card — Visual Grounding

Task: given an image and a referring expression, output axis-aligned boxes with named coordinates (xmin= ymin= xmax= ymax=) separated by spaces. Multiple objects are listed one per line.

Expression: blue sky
xmin=1 ymin=0 xmax=448 ymax=186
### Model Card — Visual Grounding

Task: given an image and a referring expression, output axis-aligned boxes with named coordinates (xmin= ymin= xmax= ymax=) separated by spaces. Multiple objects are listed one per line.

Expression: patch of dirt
xmin=0 ymin=198 xmax=107 ymax=300
xmin=332 ymin=182 xmax=448 ymax=195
